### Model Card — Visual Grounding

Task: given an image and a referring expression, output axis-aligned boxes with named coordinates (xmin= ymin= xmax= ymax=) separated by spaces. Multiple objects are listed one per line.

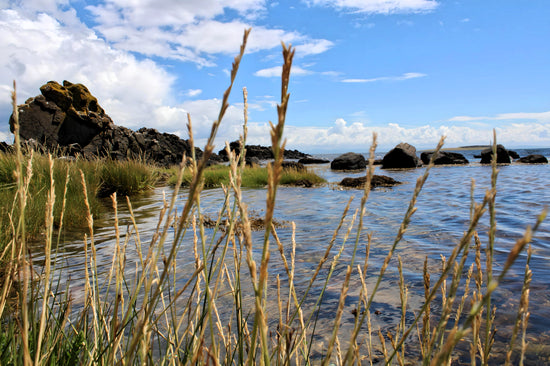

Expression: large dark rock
xmin=284 ymin=148 xmax=309 ymax=160
xmin=9 ymin=80 xmax=216 ymax=167
xmin=339 ymin=175 xmax=401 ymax=189
xmin=382 ymin=143 xmax=422 ymax=169
xmin=0 ymin=141 xmax=11 ymax=153
xmin=330 ymin=152 xmax=366 ymax=170
xmin=10 ymin=81 xmax=114 ymax=149
xmin=218 ymin=141 xmax=308 ymax=161
xmin=517 ymin=154 xmax=548 ymax=164
xmin=298 ymin=157 xmax=330 ymax=164
xmin=480 ymin=145 xmax=511 ymax=164
xmin=420 ymin=151 xmax=469 ymax=165
xmin=508 ymin=150 xmax=520 ymax=159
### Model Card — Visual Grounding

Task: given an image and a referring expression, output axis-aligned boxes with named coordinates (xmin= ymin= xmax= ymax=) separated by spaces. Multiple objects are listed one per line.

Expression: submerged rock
xmin=339 ymin=175 xmax=401 ymax=189
xmin=382 ymin=143 xmax=422 ymax=169
xmin=420 ymin=151 xmax=469 ymax=165
xmin=517 ymin=154 xmax=548 ymax=164
xmin=330 ymin=152 xmax=366 ymax=170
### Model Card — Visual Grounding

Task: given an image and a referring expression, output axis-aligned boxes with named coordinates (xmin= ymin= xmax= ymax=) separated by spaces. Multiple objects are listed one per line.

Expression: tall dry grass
xmin=0 ymin=30 xmax=546 ymax=365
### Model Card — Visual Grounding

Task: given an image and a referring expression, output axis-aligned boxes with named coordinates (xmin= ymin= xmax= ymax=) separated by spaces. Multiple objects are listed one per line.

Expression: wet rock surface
xmin=330 ymin=152 xmax=366 ymax=170
xmin=420 ymin=151 xmax=469 ymax=165
xmin=339 ymin=175 xmax=401 ymax=189
xmin=517 ymin=154 xmax=548 ymax=164
xmin=480 ymin=144 xmax=511 ymax=164
xmin=382 ymin=143 xmax=422 ymax=169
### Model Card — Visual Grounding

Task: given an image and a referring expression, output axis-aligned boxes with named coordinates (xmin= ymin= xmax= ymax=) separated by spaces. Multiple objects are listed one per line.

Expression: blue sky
xmin=1 ymin=0 xmax=549 ymax=153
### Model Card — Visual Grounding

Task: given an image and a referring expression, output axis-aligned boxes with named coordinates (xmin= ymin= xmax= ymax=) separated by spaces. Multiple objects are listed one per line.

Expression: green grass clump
xmin=0 ymin=152 xmax=161 ymax=247
xmin=0 ymin=152 xmax=102 ymax=245
xmin=98 ymin=158 xmax=161 ymax=197
xmin=174 ymin=164 xmax=325 ymax=188
xmin=279 ymin=167 xmax=326 ymax=186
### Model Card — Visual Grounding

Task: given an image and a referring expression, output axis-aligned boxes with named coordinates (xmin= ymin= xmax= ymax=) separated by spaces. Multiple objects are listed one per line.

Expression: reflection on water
xmin=31 ymin=148 xmax=550 ymax=363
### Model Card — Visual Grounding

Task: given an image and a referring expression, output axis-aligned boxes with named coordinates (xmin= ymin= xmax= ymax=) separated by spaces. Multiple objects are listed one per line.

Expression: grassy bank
xmin=0 ymin=152 xmax=161 ymax=246
xmin=172 ymin=163 xmax=326 ymax=188
xmin=1 ymin=30 xmax=546 ymax=365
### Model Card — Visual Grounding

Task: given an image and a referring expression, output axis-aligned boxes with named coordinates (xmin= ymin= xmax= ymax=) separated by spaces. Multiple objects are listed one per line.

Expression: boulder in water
xmin=330 ymin=152 xmax=366 ymax=170
xmin=382 ymin=143 xmax=422 ymax=169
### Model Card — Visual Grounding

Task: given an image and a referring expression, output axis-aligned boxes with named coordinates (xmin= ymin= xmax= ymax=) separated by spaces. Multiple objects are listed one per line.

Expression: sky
xmin=1 ymin=0 xmax=549 ymax=153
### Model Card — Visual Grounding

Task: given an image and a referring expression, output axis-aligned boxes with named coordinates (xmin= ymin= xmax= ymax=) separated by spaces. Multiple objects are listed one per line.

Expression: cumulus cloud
xmin=86 ymin=1 xmax=333 ymax=66
xmin=304 ymin=0 xmax=438 ymax=14
xmin=272 ymin=118 xmax=550 ymax=153
xmin=0 ymin=10 xmax=190 ymax=141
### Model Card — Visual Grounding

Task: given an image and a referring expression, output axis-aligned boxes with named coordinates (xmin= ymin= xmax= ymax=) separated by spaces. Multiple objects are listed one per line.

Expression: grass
xmin=0 ymin=151 xmax=161 ymax=247
xmin=0 ymin=30 xmax=546 ymax=365
xmin=173 ymin=164 xmax=326 ymax=188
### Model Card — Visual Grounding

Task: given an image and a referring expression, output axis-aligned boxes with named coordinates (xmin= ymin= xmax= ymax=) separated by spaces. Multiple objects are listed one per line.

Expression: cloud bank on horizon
xmin=1 ymin=0 xmax=549 ymax=152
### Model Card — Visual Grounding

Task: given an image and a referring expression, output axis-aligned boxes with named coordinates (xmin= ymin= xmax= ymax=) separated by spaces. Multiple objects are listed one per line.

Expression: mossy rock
xmin=40 ymin=81 xmax=73 ymax=110
xmin=64 ymin=81 xmax=103 ymax=113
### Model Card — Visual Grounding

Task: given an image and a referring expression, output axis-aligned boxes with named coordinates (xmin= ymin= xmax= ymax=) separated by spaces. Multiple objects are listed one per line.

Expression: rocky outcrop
xmin=285 ymin=148 xmax=309 ymax=160
xmin=517 ymin=154 xmax=548 ymax=164
xmin=339 ymin=175 xmax=401 ymax=189
xmin=508 ymin=150 xmax=520 ymax=159
xmin=382 ymin=143 xmax=422 ymax=169
xmin=480 ymin=145 xmax=511 ymax=164
xmin=9 ymin=80 xmax=218 ymax=167
xmin=330 ymin=152 xmax=366 ymax=170
xmin=420 ymin=151 xmax=469 ymax=165
xmin=0 ymin=141 xmax=11 ymax=153
xmin=218 ymin=141 xmax=308 ymax=161
xmin=298 ymin=157 xmax=330 ymax=164
xmin=81 ymin=126 xmax=214 ymax=167
xmin=11 ymin=81 xmax=114 ymax=149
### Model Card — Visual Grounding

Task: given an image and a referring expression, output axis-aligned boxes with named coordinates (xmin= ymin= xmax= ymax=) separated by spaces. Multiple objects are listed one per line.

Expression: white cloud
xmin=448 ymin=111 xmax=550 ymax=123
xmin=254 ymin=65 xmax=313 ymax=77
xmin=342 ymin=72 xmax=426 ymax=83
xmin=304 ymin=0 xmax=438 ymax=14
xmin=0 ymin=129 xmax=9 ymax=142
xmin=87 ymin=0 xmax=265 ymax=29
xmin=295 ymin=39 xmax=334 ymax=56
xmin=276 ymin=118 xmax=550 ymax=153
xmin=186 ymin=89 xmax=203 ymax=97
xmin=0 ymin=8 xmax=175 ymax=130
xmin=86 ymin=1 xmax=333 ymax=65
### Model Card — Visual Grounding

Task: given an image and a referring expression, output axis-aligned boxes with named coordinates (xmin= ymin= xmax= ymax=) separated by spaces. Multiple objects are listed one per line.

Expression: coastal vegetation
xmin=0 ymin=30 xmax=546 ymax=365
xmin=0 ymin=151 xmax=161 ymax=246
xmin=173 ymin=163 xmax=326 ymax=188
xmin=0 ymin=151 xmax=322 ymax=247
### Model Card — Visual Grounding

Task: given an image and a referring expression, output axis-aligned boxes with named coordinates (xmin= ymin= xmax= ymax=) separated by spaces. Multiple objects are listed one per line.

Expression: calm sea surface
xmin=33 ymin=147 xmax=550 ymax=363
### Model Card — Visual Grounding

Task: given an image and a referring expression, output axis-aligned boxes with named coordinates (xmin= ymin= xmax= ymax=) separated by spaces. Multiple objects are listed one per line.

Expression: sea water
xmin=33 ymin=147 xmax=550 ymax=363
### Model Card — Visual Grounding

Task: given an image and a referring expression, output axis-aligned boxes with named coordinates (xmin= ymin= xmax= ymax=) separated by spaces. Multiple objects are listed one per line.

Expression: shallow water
xmin=32 ymin=147 xmax=550 ymax=363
